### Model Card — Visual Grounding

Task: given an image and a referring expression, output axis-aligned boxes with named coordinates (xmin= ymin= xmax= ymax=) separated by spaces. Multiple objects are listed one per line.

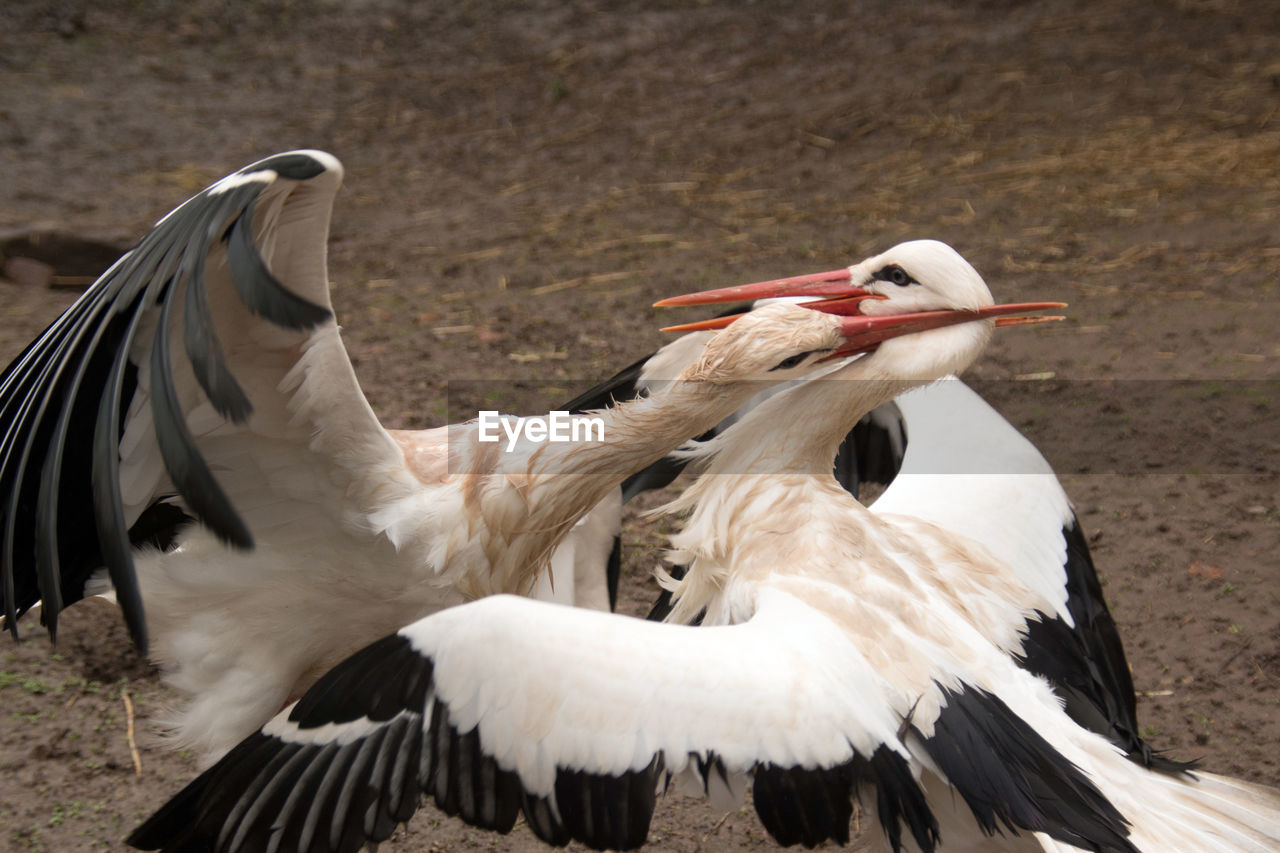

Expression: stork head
xmin=681 ymin=302 xmax=846 ymax=383
xmin=842 ymin=240 xmax=997 ymax=378
xmin=658 ymin=239 xmax=1062 ymax=381
xmin=851 ymin=240 xmax=992 ymax=313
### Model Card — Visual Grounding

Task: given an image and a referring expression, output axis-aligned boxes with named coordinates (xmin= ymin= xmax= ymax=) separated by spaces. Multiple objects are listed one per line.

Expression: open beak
xmin=823 ymin=300 xmax=1067 ymax=360
xmin=656 ymin=270 xmax=1064 ymax=355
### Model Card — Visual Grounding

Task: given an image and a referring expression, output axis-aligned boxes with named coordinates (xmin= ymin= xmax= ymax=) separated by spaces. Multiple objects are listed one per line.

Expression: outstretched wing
xmin=869 ymin=377 xmax=1182 ymax=771
xmin=127 ymin=591 xmax=946 ymax=853
xmin=127 ymin=588 xmax=1149 ymax=853
xmin=0 ymin=151 xmax=402 ymax=651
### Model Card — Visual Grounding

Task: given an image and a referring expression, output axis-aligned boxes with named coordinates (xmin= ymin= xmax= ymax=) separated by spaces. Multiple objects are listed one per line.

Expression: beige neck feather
xmin=459 ymin=374 xmax=805 ymax=597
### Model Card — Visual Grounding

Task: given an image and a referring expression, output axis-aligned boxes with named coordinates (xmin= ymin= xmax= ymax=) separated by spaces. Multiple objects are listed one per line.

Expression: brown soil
xmin=1 ymin=1 xmax=1277 ymax=850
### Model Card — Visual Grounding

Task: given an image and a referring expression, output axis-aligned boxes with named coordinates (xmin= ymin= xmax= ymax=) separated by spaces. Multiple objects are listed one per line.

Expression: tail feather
xmin=1024 ymin=769 xmax=1280 ymax=853
xmin=1096 ymin=762 xmax=1280 ymax=852
xmin=1151 ymin=770 xmax=1280 ymax=852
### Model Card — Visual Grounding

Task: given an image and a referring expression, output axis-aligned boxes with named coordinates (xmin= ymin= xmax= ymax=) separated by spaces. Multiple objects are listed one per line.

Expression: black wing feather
xmin=253 ymin=151 xmax=330 ymax=182
xmin=91 ymin=303 xmax=154 ymax=650
xmin=149 ymin=277 xmax=254 ymax=551
xmin=386 ymin=713 xmax=424 ymax=825
xmin=35 ymin=282 xmax=145 ymax=643
xmin=365 ymin=714 xmax=415 ymax=836
xmin=181 ymin=184 xmax=261 ymax=423
xmin=336 ymin=723 xmax=393 ymax=848
xmin=752 ymin=746 xmax=938 ymax=852
xmin=0 ymin=151 xmax=337 ymax=651
xmin=753 ymin=760 xmax=853 ymax=848
xmin=225 ymin=202 xmax=332 ymax=331
xmin=220 ymin=741 xmax=306 ymax=852
xmin=267 ymin=743 xmax=345 ymax=853
xmin=560 ymin=352 xmax=651 ymax=415
xmin=917 ymin=684 xmax=1137 ymax=853
xmin=837 ymin=403 xmax=906 ymax=493
xmin=1016 ymin=517 xmax=1193 ymax=774
xmin=1 ymin=290 xmax=105 ymax=635
xmin=300 ymin=738 xmax=364 ymax=853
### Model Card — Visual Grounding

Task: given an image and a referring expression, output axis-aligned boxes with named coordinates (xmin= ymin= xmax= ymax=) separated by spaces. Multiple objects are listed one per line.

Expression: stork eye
xmin=876 ymin=264 xmax=915 ymax=286
xmin=770 ymin=352 xmax=815 ymax=371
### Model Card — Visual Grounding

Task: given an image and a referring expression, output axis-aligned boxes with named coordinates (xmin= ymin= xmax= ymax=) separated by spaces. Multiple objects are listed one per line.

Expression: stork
xmin=0 ymin=160 xmax=997 ymax=762
xmin=126 ymin=243 xmax=1279 ymax=853
xmin=572 ymin=269 xmax=1162 ymax=772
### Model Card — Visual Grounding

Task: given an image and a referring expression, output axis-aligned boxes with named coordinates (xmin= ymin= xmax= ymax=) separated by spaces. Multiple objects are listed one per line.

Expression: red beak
xmin=653 ymin=268 xmax=859 ymax=307
xmin=824 ymin=301 xmax=1067 ymax=360
xmin=656 ymin=270 xmax=1065 ymax=354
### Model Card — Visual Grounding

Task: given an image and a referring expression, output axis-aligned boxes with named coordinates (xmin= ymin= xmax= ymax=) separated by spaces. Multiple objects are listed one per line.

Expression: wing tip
xmin=243 ymin=149 xmax=343 ymax=185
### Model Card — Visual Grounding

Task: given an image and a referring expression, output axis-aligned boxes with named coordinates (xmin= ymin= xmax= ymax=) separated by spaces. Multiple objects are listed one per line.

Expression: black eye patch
xmin=873 ymin=264 xmax=917 ymax=286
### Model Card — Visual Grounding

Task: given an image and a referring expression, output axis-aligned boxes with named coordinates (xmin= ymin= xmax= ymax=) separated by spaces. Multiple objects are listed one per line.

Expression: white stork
xmin=570 ymin=282 xmax=1166 ymax=773
xmin=123 ymin=243 xmax=1279 ymax=853
xmin=0 ymin=158 xmax=976 ymax=762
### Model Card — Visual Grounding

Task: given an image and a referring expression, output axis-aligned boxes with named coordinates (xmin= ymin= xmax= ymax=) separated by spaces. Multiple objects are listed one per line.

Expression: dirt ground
xmin=1 ymin=0 xmax=1277 ymax=850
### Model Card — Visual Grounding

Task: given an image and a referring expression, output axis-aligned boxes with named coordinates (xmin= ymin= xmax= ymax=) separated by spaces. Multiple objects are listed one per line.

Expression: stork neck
xmin=654 ymin=364 xmax=919 ymax=624
xmin=523 ymin=377 xmax=781 ymax=482
xmin=459 ymin=374 xmax=795 ymax=596
xmin=792 ymin=367 xmax=919 ymax=470
xmin=701 ymin=361 xmax=919 ymax=477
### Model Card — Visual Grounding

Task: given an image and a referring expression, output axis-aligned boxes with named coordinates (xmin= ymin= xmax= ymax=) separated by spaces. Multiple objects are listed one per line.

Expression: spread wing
xmin=0 ymin=150 xmax=405 ymax=651
xmin=127 ymin=591 xmax=941 ymax=853
xmin=869 ymin=377 xmax=1181 ymax=771
xmin=127 ymin=586 xmax=1147 ymax=853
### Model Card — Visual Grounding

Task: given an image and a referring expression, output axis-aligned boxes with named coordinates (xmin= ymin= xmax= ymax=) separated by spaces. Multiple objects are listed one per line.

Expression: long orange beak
xmin=653 ymin=268 xmax=860 ymax=307
xmin=824 ymin=300 xmax=1067 ymax=360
